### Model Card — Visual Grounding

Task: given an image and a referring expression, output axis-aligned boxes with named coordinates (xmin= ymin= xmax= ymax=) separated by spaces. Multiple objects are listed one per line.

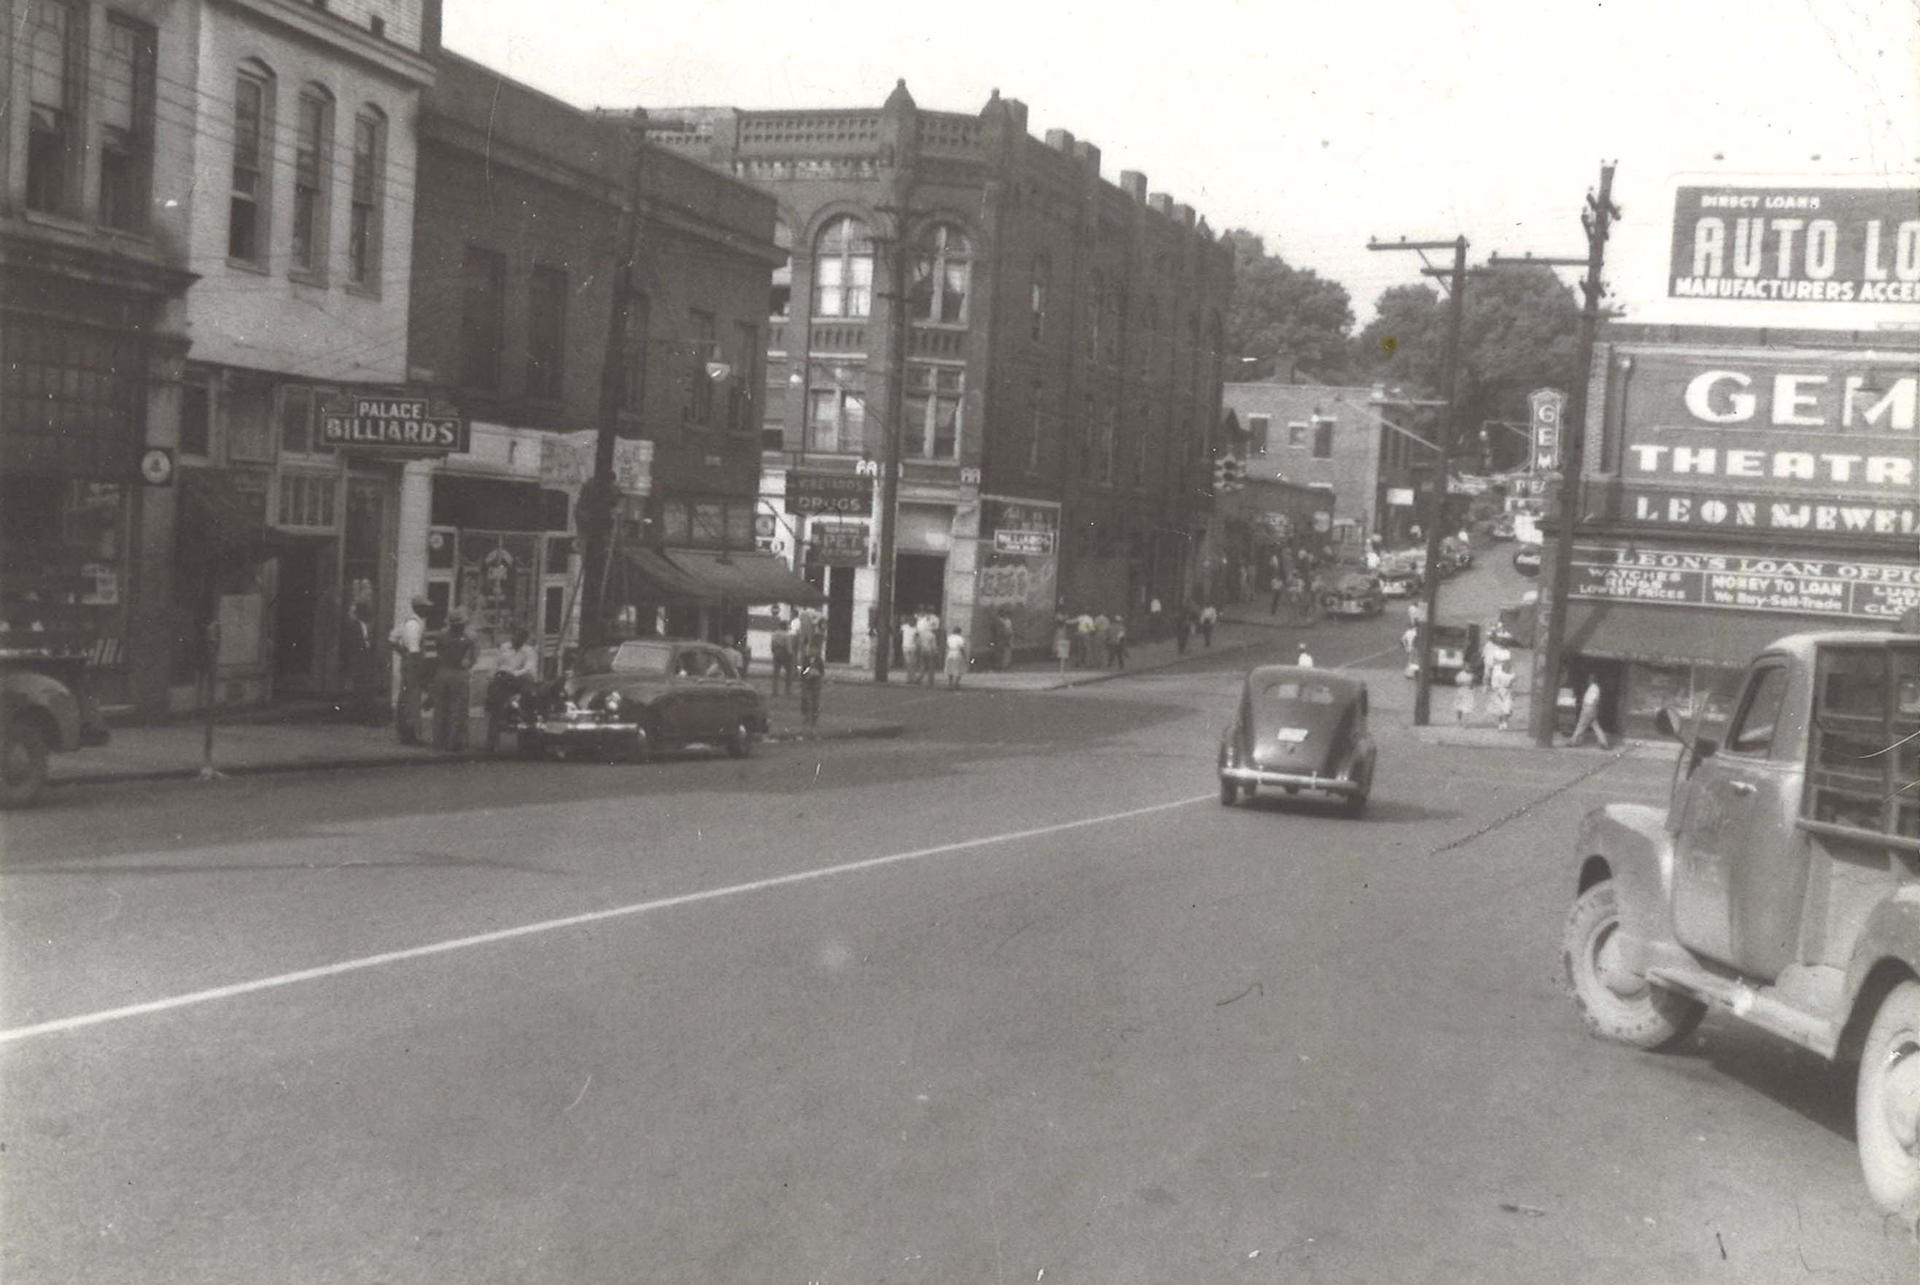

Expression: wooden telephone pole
xmin=1366 ymin=234 xmax=1469 ymax=726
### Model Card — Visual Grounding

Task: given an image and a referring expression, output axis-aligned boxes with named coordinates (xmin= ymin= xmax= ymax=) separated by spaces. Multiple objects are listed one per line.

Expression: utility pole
xmin=579 ymin=112 xmax=647 ymax=648
xmin=1489 ymin=162 xmax=1620 ymax=746
xmin=1366 ymin=234 xmax=1469 ymax=725
xmin=870 ymin=197 xmax=914 ymax=682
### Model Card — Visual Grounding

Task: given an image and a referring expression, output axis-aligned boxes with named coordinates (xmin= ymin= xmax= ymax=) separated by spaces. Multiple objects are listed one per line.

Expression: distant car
xmin=1378 ymin=554 xmax=1424 ymax=598
xmin=1219 ymin=666 xmax=1377 ymax=817
xmin=1512 ymin=547 xmax=1542 ymax=577
xmin=1490 ymin=514 xmax=1516 ymax=541
xmin=1441 ymin=536 xmax=1474 ymax=572
xmin=1425 ymin=621 xmax=1483 ymax=682
xmin=1322 ymin=570 xmax=1385 ymax=618
xmin=514 ymin=638 xmax=768 ymax=761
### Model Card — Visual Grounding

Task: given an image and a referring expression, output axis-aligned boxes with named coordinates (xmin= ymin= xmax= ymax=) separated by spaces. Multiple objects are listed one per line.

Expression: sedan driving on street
xmin=514 ymin=638 xmax=768 ymax=762
xmin=1219 ymin=665 xmax=1377 ymax=816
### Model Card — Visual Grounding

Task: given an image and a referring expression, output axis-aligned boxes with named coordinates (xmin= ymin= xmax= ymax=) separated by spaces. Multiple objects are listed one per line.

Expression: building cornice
xmin=210 ymin=0 xmax=436 ymax=88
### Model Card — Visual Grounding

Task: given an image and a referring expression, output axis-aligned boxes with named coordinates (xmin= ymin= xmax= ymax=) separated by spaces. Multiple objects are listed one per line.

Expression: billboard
xmin=1669 ymin=185 xmax=1920 ymax=305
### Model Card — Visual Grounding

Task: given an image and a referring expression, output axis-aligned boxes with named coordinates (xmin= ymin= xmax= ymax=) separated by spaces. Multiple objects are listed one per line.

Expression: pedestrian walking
xmin=1175 ymin=604 xmax=1192 ymax=656
xmin=339 ymin=601 xmax=382 ymax=725
xmin=992 ymin=608 xmax=1015 ymax=671
xmin=1269 ymin=569 xmax=1285 ymax=616
xmin=769 ymin=613 xmax=795 ymax=696
xmin=1490 ymin=659 xmax=1516 ymax=731
xmin=732 ymin=627 xmax=751 ymax=678
xmin=1296 ymin=643 xmax=1315 ymax=669
xmin=389 ymin=594 xmax=432 ymax=744
xmin=432 ymin=610 xmax=476 ymax=751
xmin=1199 ymin=602 xmax=1218 ymax=648
xmin=1148 ymin=596 xmax=1164 ymax=641
xmin=1107 ymin=614 xmax=1128 ymax=668
xmin=897 ymin=612 xmax=917 ymax=675
xmin=1569 ymin=675 xmax=1613 ymax=749
xmin=798 ymin=642 xmax=825 ymax=726
xmin=914 ymin=611 xmax=941 ymax=686
xmin=1072 ymin=611 xmax=1094 ymax=667
xmin=1452 ymin=665 xmax=1476 ymax=724
xmin=944 ymin=625 xmax=969 ymax=689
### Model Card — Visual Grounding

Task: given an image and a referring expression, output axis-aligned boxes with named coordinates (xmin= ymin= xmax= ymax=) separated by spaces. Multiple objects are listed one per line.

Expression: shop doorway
xmin=895 ymin=553 xmax=947 ymax=622
xmin=271 ymin=537 xmax=334 ymax=694
xmin=825 ymin=566 xmax=854 ymax=662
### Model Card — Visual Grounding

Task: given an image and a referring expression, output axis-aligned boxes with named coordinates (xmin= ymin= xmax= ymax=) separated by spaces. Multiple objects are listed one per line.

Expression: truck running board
xmin=1646 ymin=965 xmax=1842 ymax=1059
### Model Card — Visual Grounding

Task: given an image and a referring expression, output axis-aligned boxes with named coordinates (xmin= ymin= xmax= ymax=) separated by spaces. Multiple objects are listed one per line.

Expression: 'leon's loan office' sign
xmin=320 ymin=396 xmax=469 ymax=455
xmin=1571 ymin=544 xmax=1920 ymax=624
xmin=1669 ymin=185 xmax=1920 ymax=304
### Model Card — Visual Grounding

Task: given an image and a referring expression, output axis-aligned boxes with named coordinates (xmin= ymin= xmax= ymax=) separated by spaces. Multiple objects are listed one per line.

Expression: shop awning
xmin=619 ymin=547 xmax=826 ymax=607
xmin=1565 ymin=600 xmax=1836 ymax=669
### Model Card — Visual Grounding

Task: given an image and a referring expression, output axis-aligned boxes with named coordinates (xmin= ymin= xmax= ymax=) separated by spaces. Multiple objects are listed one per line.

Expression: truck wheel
xmin=1563 ymin=880 xmax=1703 ymax=1050
xmin=1856 ymin=980 xmax=1920 ymax=1223
xmin=0 ymin=719 xmax=50 ymax=809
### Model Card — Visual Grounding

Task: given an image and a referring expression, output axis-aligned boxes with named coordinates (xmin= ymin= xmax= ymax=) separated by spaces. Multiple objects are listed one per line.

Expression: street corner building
xmin=644 ymin=83 xmax=1235 ymax=667
xmin=1536 ymin=173 xmax=1920 ymax=738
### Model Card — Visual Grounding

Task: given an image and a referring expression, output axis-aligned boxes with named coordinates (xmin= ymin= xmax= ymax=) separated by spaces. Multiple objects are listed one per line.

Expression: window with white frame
xmin=812 ymin=216 xmax=872 ymax=318
xmin=909 ymin=223 xmax=971 ymax=325
xmin=904 ymin=364 xmax=963 ymax=460
xmin=277 ymin=471 xmax=339 ymax=530
xmin=806 ymin=381 xmax=866 ymax=454
xmin=290 ymin=88 xmax=333 ymax=277
xmin=347 ymin=109 xmax=385 ymax=287
xmin=229 ymin=66 xmax=273 ymax=263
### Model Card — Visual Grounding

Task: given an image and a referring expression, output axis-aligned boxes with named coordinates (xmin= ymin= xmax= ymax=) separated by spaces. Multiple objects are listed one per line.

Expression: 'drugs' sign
xmin=1670 ymin=184 xmax=1920 ymax=305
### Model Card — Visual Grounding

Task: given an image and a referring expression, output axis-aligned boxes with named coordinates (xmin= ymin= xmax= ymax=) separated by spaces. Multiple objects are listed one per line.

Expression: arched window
xmin=909 ymin=222 xmax=971 ymax=325
xmin=228 ymin=59 xmax=277 ymax=263
xmin=1030 ymin=254 xmax=1049 ymax=342
xmin=770 ymin=218 xmax=793 ymax=319
xmin=347 ymin=106 xmax=386 ymax=286
xmin=290 ymin=84 xmax=335 ymax=276
xmin=812 ymin=216 xmax=872 ymax=319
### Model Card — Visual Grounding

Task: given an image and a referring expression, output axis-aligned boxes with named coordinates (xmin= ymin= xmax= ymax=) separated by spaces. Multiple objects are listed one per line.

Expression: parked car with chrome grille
xmin=513 ymin=638 xmax=767 ymax=762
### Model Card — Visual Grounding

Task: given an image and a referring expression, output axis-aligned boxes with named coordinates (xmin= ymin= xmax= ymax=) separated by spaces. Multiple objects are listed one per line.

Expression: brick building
xmin=407 ymin=48 xmax=789 ymax=664
xmin=647 ymin=83 xmax=1233 ymax=664
xmin=1221 ymin=381 xmax=1426 ymax=558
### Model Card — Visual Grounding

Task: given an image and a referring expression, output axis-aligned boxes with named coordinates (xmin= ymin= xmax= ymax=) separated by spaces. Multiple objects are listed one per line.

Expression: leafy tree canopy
xmin=1355 ymin=267 xmax=1583 ymax=470
xmin=1221 ymin=230 xmax=1357 ymax=385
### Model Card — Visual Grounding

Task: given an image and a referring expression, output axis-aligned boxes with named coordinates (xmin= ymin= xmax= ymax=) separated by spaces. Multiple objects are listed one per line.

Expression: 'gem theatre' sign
xmin=1599 ymin=347 xmax=1919 ymax=536
xmin=1670 ymin=185 xmax=1920 ymax=305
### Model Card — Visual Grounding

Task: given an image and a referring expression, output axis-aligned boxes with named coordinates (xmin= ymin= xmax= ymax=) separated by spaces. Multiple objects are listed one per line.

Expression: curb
xmin=1033 ymin=634 xmax=1270 ymax=690
xmin=48 ymin=721 xmax=911 ymax=788
xmin=1409 ymin=729 xmax=1657 ymax=756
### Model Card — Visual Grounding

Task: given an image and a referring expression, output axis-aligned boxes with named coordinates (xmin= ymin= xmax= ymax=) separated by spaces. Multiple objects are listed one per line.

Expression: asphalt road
xmin=4 ymin=560 xmax=1915 ymax=1284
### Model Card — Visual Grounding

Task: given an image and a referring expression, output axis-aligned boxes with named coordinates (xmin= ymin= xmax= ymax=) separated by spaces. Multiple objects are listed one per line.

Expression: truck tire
xmin=1563 ymin=880 xmax=1704 ymax=1051
xmin=0 ymin=717 xmax=51 ymax=810
xmin=1856 ymin=979 xmax=1920 ymax=1224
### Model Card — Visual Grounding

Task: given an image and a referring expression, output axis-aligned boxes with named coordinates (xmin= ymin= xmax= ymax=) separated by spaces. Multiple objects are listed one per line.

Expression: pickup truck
xmin=1562 ymin=630 xmax=1920 ymax=1220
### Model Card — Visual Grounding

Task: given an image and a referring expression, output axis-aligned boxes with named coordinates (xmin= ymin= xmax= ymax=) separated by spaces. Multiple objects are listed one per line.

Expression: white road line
xmin=0 ymin=793 xmax=1214 ymax=1046
xmin=1336 ymin=644 xmax=1405 ymax=670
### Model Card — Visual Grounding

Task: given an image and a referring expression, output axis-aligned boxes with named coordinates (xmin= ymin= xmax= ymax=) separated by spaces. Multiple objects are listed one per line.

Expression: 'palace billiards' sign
xmin=319 ymin=395 xmax=469 ymax=456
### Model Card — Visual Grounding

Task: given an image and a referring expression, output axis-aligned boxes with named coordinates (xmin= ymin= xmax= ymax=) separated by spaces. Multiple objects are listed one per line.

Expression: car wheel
xmin=0 ymin=718 xmax=51 ymax=810
xmin=1219 ymin=777 xmax=1238 ymax=806
xmin=1856 ymin=980 xmax=1920 ymax=1223
xmin=515 ymin=730 xmax=545 ymax=760
xmin=1562 ymin=880 xmax=1704 ymax=1050
xmin=725 ymin=717 xmax=752 ymax=760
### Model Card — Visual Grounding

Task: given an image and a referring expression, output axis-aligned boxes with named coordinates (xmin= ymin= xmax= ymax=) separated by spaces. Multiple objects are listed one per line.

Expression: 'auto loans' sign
xmin=1670 ymin=185 xmax=1920 ymax=304
xmin=1601 ymin=348 xmax=1919 ymax=537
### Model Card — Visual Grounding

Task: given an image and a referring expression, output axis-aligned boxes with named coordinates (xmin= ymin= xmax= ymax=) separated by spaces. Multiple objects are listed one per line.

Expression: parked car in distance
xmin=1562 ymin=631 xmax=1920 ymax=1220
xmin=1219 ymin=666 xmax=1377 ymax=817
xmin=1323 ymin=570 xmax=1385 ymax=618
xmin=1512 ymin=547 xmax=1542 ymax=577
xmin=1441 ymin=536 xmax=1474 ymax=573
xmin=1490 ymin=514 xmax=1517 ymax=541
xmin=514 ymin=638 xmax=768 ymax=762
xmin=1378 ymin=553 xmax=1424 ymax=598
xmin=1425 ymin=622 xmax=1482 ymax=682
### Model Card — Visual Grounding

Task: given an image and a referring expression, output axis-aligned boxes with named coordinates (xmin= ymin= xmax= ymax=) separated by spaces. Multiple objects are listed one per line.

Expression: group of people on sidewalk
xmin=379 ymin=595 xmax=498 ymax=751
xmin=764 ymin=608 xmax=828 ymax=724
xmin=1052 ymin=599 xmax=1219 ymax=669
xmin=895 ymin=610 xmax=972 ymax=689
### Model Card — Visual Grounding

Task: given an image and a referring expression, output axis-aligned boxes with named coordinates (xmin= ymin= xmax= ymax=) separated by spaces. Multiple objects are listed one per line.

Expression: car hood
xmin=1241 ymin=696 xmax=1356 ymax=773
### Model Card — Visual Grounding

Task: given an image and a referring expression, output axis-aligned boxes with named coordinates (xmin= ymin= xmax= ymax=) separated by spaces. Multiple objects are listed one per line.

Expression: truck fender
xmin=1575 ymin=802 xmax=1677 ymax=974
xmin=1840 ymin=889 xmax=1920 ymax=1055
xmin=2 ymin=670 xmax=81 ymax=751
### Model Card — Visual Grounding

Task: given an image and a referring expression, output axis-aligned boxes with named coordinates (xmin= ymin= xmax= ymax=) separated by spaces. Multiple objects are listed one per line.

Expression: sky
xmin=443 ymin=0 xmax=1920 ymax=325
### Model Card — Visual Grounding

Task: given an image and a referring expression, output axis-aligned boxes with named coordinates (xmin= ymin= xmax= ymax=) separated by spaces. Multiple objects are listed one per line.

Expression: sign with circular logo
xmin=140 ymin=447 xmax=175 ymax=486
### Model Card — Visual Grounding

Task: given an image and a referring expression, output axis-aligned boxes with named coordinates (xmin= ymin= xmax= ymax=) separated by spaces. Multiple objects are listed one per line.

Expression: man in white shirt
xmin=498 ymin=627 xmax=539 ymax=690
xmin=388 ymin=595 xmax=432 ymax=744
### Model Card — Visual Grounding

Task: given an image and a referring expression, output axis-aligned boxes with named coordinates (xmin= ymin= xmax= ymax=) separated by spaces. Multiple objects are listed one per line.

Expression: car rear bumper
xmin=1221 ymin=765 xmax=1362 ymax=795
xmin=529 ymin=719 xmax=646 ymax=742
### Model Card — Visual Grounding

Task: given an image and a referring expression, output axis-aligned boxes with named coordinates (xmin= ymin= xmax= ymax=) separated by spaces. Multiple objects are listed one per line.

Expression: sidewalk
xmin=48 ymin=706 xmax=905 ymax=788
xmin=812 ymin=617 xmax=1286 ymax=693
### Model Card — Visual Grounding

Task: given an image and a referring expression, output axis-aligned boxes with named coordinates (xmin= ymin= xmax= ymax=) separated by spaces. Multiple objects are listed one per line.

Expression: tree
xmin=1221 ymin=231 xmax=1356 ymax=384
xmin=1355 ymin=267 xmax=1583 ymax=471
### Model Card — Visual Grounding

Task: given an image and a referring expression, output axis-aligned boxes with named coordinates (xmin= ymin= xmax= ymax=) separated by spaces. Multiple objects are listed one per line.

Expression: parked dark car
xmin=1218 ymin=666 xmax=1377 ymax=817
xmin=1322 ymin=570 xmax=1385 ymax=619
xmin=514 ymin=638 xmax=768 ymax=761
